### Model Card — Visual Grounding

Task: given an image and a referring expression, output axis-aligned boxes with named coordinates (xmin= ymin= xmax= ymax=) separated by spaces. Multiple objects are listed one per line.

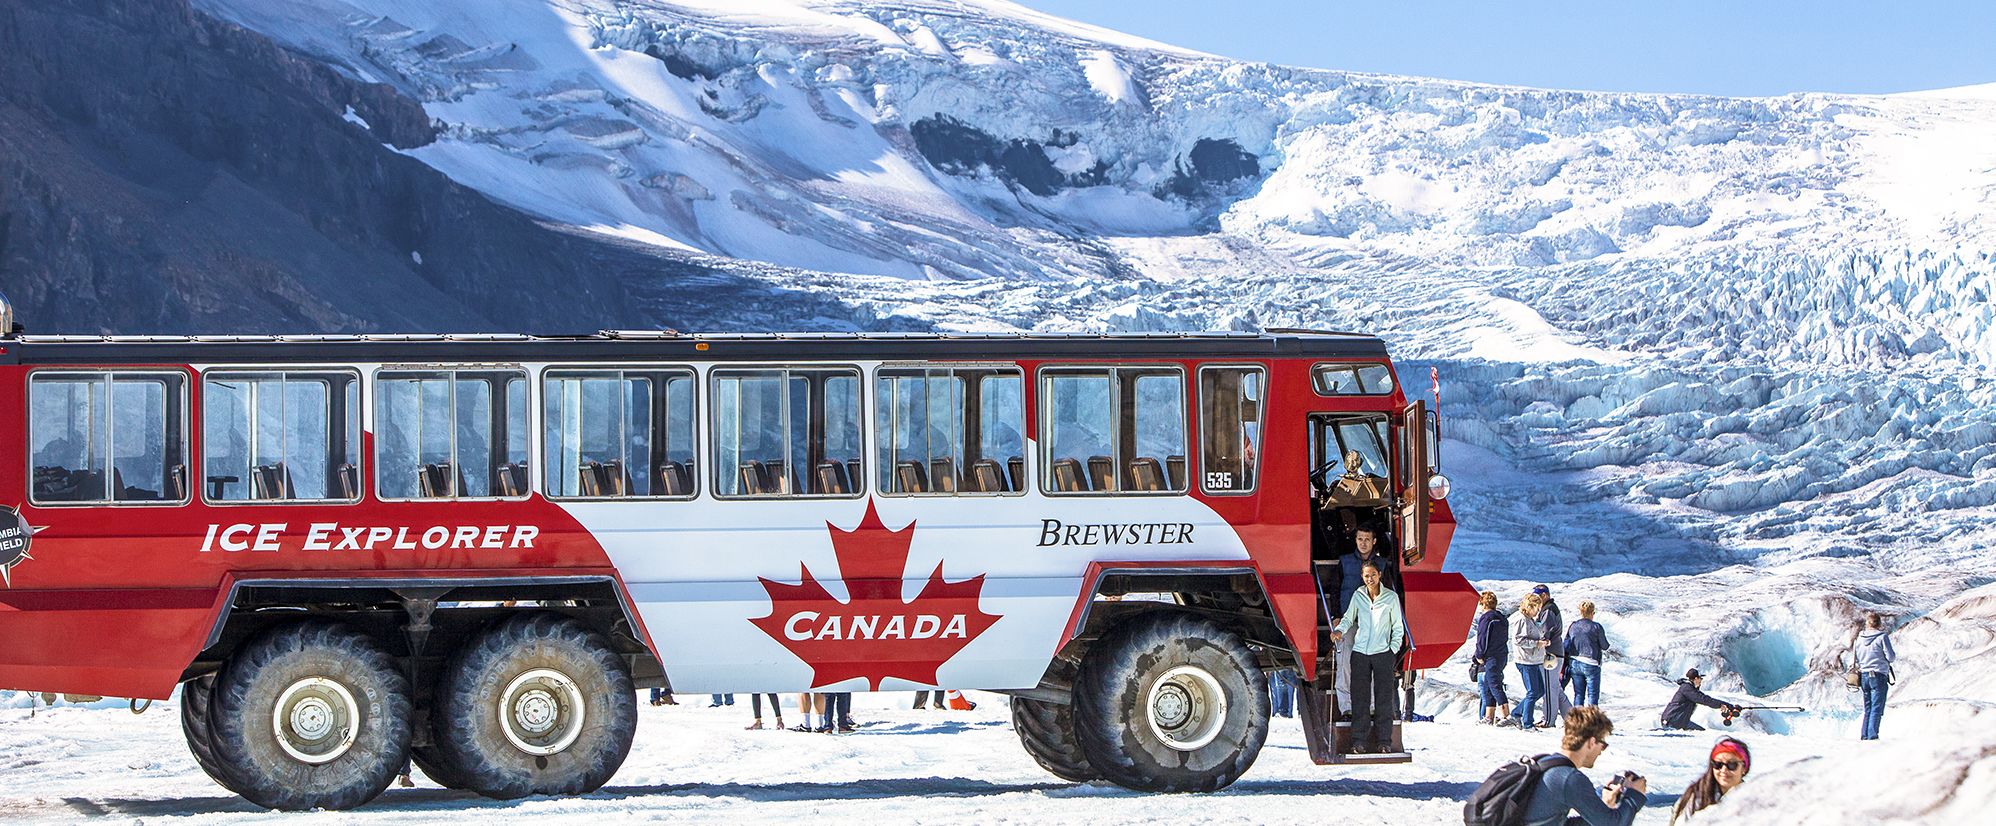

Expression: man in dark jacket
xmin=1534 ymin=584 xmax=1569 ymax=726
xmin=1661 ymin=669 xmax=1739 ymax=730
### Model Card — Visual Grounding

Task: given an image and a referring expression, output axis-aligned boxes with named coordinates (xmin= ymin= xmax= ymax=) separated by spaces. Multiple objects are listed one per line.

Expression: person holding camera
xmin=1523 ymin=706 xmax=1647 ymax=826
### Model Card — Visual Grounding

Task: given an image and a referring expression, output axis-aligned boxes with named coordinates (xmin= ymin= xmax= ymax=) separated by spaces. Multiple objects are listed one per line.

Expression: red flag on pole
xmin=1430 ymin=366 xmax=1440 ymax=408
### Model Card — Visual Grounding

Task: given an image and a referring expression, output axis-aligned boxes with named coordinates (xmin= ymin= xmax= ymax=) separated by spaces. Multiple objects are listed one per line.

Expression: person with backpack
xmin=1472 ymin=591 xmax=1512 ymax=726
xmin=1670 ymin=737 xmax=1751 ymax=824
xmin=1854 ymin=611 xmax=1896 ymax=740
xmin=1511 ymin=592 xmax=1552 ymax=729
xmin=1566 ymin=601 xmax=1610 ymax=707
xmin=1463 ymin=706 xmax=1646 ymax=826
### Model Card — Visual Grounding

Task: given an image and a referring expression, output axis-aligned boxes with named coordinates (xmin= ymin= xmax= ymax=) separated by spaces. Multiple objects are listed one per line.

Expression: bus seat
xmin=1166 ymin=455 xmax=1187 ymax=490
xmin=1051 ymin=458 xmax=1087 ymax=492
xmin=764 ymin=460 xmax=792 ymax=495
xmin=498 ymin=462 xmax=529 ymax=497
xmin=969 ymin=459 xmax=1005 ymax=493
xmin=1128 ymin=457 xmax=1166 ymax=492
xmin=252 ymin=462 xmax=292 ymax=499
xmin=421 ymin=463 xmax=455 ymax=498
xmin=847 ymin=459 xmax=863 ymax=492
xmin=895 ymin=460 xmax=928 ymax=493
xmin=336 ymin=463 xmax=359 ymax=500
xmin=738 ymin=461 xmax=766 ymax=496
xmin=1087 ymin=455 xmax=1117 ymax=492
xmin=929 ymin=457 xmax=958 ymax=493
xmin=1007 ymin=456 xmax=1025 ymax=492
xmin=659 ymin=461 xmax=689 ymax=496
xmin=814 ymin=461 xmax=847 ymax=495
xmin=600 ymin=460 xmax=629 ymax=496
xmin=579 ymin=462 xmax=604 ymax=497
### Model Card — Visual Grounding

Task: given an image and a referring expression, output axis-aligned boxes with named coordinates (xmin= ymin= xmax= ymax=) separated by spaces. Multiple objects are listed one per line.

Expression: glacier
xmin=3 ymin=0 xmax=1992 ymax=819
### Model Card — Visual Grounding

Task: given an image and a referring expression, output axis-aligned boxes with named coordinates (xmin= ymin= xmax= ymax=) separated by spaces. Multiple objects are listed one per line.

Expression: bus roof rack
xmin=1260 ymin=327 xmax=1371 ymax=338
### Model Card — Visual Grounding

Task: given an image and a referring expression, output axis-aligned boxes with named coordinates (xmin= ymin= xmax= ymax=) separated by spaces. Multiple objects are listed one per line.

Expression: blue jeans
xmin=1861 ymin=672 xmax=1888 ymax=740
xmin=711 ymin=693 xmax=734 ymax=706
xmin=1516 ymin=663 xmax=1546 ymax=728
xmin=1269 ymin=669 xmax=1297 ymax=718
xmin=1479 ymin=661 xmax=1508 ymax=711
xmin=1569 ymin=660 xmax=1601 ymax=707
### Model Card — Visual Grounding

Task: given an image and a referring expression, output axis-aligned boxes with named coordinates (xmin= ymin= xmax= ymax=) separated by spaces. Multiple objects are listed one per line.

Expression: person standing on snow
xmin=1534 ymin=584 xmax=1573 ymax=725
xmin=1512 ymin=592 xmax=1552 ymax=729
xmin=1566 ymin=601 xmax=1611 ymax=707
xmin=1854 ymin=611 xmax=1897 ymax=740
xmin=1670 ymin=737 xmax=1751 ymax=824
xmin=1328 ymin=560 xmax=1405 ymax=753
xmin=1472 ymin=591 xmax=1512 ymax=725
xmin=1660 ymin=669 xmax=1740 ymax=731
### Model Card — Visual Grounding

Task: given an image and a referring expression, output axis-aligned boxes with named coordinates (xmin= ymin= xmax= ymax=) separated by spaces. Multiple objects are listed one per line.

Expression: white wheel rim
xmin=272 ymin=677 xmax=361 ymax=764
xmin=499 ymin=668 xmax=586 ymax=756
xmin=1145 ymin=664 xmax=1228 ymax=752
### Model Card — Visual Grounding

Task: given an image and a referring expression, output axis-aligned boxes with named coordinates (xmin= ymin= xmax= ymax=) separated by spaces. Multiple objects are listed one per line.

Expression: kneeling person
xmin=1525 ymin=706 xmax=1647 ymax=826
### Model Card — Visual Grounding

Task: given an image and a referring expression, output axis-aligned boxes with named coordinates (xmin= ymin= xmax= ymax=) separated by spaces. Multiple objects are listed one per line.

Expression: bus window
xmin=1313 ymin=363 xmax=1395 ymax=396
xmin=202 ymin=371 xmax=361 ymax=502
xmin=544 ymin=369 xmax=696 ymax=499
xmin=375 ymin=370 xmax=529 ymax=500
xmin=876 ymin=366 xmax=1024 ymax=495
xmin=712 ymin=367 xmax=862 ymax=498
xmin=1041 ymin=367 xmax=1187 ymax=495
xmin=1199 ymin=366 xmax=1264 ymax=494
xmin=29 ymin=372 xmax=188 ymax=505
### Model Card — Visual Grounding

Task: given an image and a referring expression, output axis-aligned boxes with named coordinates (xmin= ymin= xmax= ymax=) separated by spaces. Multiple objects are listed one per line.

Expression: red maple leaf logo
xmin=750 ymin=499 xmax=1000 ymax=690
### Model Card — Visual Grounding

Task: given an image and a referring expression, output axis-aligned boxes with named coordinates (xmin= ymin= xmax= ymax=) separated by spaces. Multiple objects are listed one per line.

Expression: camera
xmin=1607 ymin=770 xmax=1642 ymax=790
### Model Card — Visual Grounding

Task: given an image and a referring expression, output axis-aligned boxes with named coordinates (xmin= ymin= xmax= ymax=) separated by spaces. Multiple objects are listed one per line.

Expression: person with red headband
xmin=1670 ymin=737 xmax=1751 ymax=823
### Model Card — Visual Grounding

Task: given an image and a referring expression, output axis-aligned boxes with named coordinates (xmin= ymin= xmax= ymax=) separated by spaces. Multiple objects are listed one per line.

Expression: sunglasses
xmin=1711 ymin=759 xmax=1744 ymax=771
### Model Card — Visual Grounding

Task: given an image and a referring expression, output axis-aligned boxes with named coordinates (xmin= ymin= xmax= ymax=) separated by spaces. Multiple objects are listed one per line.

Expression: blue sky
xmin=1021 ymin=1 xmax=1996 ymax=97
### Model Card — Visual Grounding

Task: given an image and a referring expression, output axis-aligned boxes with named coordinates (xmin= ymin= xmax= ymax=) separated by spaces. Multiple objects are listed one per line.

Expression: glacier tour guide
xmin=1327 ymin=559 xmax=1405 ymax=753
xmin=1522 ymin=706 xmax=1647 ymax=826
xmin=1660 ymin=669 xmax=1740 ymax=731
xmin=1854 ymin=611 xmax=1897 ymax=740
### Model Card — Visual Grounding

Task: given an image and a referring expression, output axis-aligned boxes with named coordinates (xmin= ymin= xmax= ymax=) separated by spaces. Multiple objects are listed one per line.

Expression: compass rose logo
xmin=1 ymin=505 xmax=48 ymax=588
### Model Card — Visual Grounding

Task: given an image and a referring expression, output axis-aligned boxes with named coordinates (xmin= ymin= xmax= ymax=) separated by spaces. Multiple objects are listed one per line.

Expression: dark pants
xmin=912 ymin=690 xmax=945 ymax=708
xmin=1350 ymin=650 xmax=1398 ymax=746
xmin=751 ymin=693 xmax=781 ymax=719
xmin=825 ymin=692 xmax=852 ymax=728
xmin=1861 ymin=672 xmax=1888 ymax=740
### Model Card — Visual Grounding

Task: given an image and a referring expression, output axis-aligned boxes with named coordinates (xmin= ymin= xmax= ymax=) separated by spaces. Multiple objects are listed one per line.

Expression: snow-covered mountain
xmin=177 ymin=0 xmax=1996 ymax=706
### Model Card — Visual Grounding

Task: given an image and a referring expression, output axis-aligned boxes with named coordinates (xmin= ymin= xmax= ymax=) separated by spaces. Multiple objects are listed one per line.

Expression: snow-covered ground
xmin=0 ymin=687 xmax=1946 ymax=824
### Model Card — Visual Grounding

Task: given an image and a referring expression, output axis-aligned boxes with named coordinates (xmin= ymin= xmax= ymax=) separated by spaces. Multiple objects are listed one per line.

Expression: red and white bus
xmin=0 ymin=311 xmax=1475 ymax=809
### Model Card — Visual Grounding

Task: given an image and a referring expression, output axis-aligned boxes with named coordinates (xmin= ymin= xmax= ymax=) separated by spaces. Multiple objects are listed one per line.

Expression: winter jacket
xmin=1474 ymin=609 xmax=1510 ymax=666
xmin=1661 ymin=679 xmax=1728 ymax=729
xmin=1565 ymin=618 xmax=1610 ymax=666
xmin=1336 ymin=586 xmax=1406 ymax=656
xmin=1512 ymin=610 xmax=1550 ymax=664
xmin=1337 ymin=551 xmax=1396 ymax=612
xmin=1854 ymin=629 xmax=1896 ymax=675
xmin=1540 ymin=600 xmax=1565 ymax=657
xmin=1522 ymin=764 xmax=1645 ymax=826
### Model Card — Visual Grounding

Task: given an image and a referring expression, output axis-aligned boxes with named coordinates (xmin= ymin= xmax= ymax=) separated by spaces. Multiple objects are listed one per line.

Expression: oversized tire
xmin=179 ymin=673 xmax=245 ymax=794
xmin=1072 ymin=611 xmax=1269 ymax=793
xmin=430 ymin=613 xmax=636 ymax=799
xmin=207 ymin=622 xmax=413 ymax=810
xmin=1011 ymin=658 xmax=1098 ymax=782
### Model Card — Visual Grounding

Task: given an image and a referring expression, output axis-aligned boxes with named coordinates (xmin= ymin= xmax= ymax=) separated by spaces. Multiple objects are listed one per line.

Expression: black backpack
xmin=1462 ymin=753 xmax=1572 ymax=826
